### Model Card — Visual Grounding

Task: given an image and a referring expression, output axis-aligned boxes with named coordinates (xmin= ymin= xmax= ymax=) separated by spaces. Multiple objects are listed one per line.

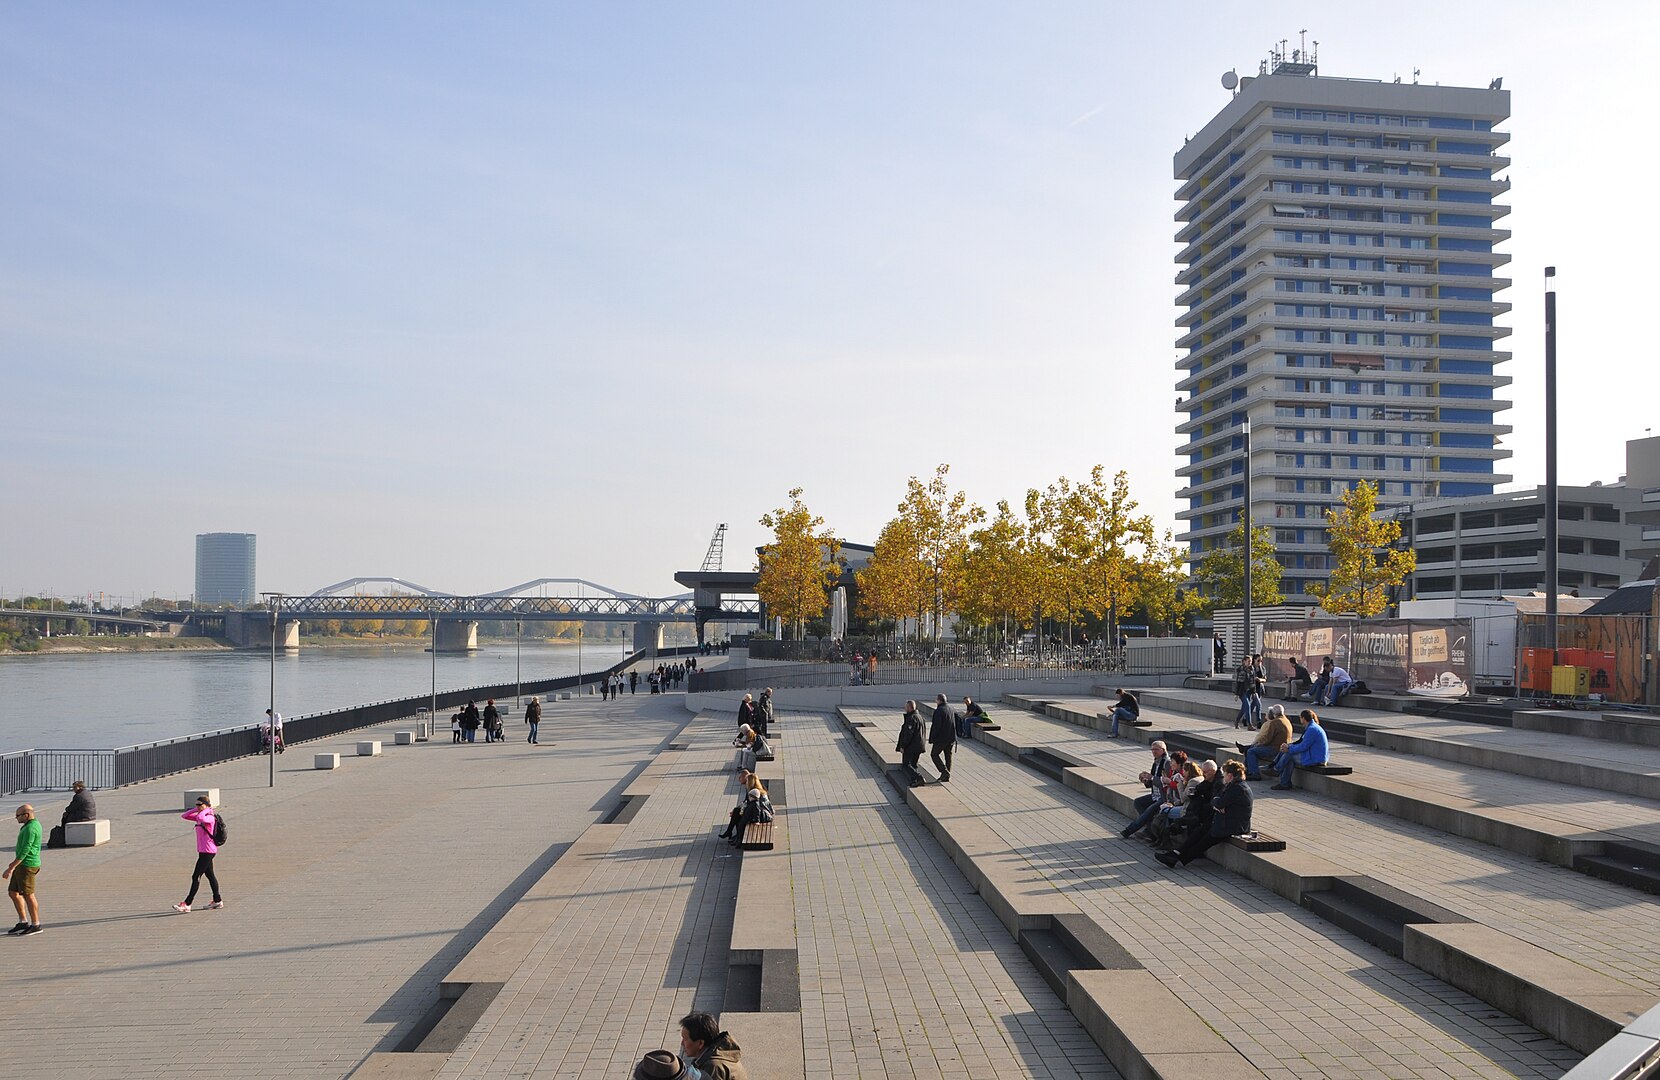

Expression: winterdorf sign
xmin=1262 ymin=619 xmax=1472 ymax=698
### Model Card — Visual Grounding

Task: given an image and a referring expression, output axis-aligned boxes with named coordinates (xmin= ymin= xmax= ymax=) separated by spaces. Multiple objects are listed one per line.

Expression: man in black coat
xmin=895 ymin=701 xmax=926 ymax=786
xmin=928 ymin=693 xmax=956 ymax=782
xmin=1158 ymin=759 xmax=1252 ymax=867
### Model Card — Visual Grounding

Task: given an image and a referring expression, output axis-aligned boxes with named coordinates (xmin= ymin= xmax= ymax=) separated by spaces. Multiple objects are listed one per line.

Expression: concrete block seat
xmin=65 ymin=819 xmax=110 ymax=846
xmin=357 ymin=740 xmax=382 ymax=756
xmin=394 ymin=731 xmax=415 ymax=746
xmin=183 ymin=788 xmax=219 ymax=809
xmin=315 ymin=753 xmax=341 ymax=770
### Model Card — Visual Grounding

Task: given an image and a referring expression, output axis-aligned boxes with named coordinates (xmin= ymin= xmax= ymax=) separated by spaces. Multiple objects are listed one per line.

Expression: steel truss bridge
xmin=268 ymin=577 xmax=759 ymax=625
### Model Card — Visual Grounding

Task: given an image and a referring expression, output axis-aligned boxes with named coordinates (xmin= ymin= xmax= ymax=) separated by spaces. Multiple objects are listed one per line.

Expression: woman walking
xmin=173 ymin=794 xmax=223 ymax=913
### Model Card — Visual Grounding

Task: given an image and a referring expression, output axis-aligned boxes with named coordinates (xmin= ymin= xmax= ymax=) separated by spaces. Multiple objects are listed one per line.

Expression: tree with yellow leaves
xmin=1309 ymin=479 xmax=1415 ymax=616
xmin=856 ymin=515 xmax=928 ymax=629
xmin=957 ymin=501 xmax=1041 ymax=646
xmin=756 ymin=488 xmax=842 ymax=640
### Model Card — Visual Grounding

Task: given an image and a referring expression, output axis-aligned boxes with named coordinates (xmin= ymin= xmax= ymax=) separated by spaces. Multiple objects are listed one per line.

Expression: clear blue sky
xmin=4 ymin=2 xmax=1655 ymax=601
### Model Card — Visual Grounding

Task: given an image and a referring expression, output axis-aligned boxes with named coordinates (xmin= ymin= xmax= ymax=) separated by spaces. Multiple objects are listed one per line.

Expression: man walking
xmin=525 ymin=696 xmax=542 ymax=744
xmin=928 ymin=693 xmax=956 ymax=782
xmin=4 ymin=804 xmax=42 ymax=935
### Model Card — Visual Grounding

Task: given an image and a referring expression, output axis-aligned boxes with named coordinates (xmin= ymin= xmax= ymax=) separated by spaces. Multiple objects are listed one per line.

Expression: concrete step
xmin=1574 ymin=842 xmax=1660 ymax=897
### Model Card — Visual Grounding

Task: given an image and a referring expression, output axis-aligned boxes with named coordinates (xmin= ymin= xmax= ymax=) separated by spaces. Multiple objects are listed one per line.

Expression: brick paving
xmin=778 ymin=711 xmax=1114 ymax=1080
xmin=845 ymin=704 xmax=1586 ymax=1080
xmin=6 ymin=678 xmax=1643 ymax=1079
xmin=0 ymin=690 xmax=689 ymax=1080
xmin=1013 ymin=693 xmax=1660 ymax=998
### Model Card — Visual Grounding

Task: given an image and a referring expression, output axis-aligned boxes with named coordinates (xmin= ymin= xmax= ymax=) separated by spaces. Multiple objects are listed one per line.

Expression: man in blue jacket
xmin=1271 ymin=709 xmax=1328 ymax=791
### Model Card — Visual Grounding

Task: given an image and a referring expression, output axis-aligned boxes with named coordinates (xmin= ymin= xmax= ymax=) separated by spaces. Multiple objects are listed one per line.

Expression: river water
xmin=0 ymin=641 xmax=630 ymax=753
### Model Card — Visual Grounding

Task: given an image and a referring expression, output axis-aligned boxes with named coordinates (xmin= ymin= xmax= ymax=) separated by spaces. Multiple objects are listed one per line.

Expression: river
xmin=0 ymin=641 xmax=632 ymax=753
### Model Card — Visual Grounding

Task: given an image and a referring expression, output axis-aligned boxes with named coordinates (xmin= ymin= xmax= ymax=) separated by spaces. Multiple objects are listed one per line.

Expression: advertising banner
xmin=1261 ymin=618 xmax=1472 ymax=698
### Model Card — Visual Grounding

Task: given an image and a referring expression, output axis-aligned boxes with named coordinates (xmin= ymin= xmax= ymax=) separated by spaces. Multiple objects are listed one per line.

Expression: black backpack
xmin=205 ymin=812 xmax=227 ymax=847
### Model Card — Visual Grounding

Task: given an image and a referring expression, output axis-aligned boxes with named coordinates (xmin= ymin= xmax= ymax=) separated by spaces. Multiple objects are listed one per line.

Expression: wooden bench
xmin=740 ymin=821 xmax=776 ymax=850
xmin=1228 ymin=831 xmax=1287 ymax=853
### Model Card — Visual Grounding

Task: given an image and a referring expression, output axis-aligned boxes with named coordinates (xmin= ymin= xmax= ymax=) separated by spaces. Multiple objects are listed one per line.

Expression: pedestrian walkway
xmin=844 ymin=705 xmax=1583 ymax=1079
xmin=0 ymin=693 xmax=689 ymax=1080
xmin=777 ymin=712 xmax=1113 ymax=1079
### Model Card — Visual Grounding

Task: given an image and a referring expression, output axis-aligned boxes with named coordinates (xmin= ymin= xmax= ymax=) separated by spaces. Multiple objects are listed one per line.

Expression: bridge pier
xmin=632 ymin=622 xmax=664 ymax=654
xmin=224 ymin=611 xmax=300 ymax=649
xmin=435 ymin=620 xmax=479 ymax=652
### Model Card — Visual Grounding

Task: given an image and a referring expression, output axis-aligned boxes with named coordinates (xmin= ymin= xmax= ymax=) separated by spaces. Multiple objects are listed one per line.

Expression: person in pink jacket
xmin=173 ymin=795 xmax=223 ymax=913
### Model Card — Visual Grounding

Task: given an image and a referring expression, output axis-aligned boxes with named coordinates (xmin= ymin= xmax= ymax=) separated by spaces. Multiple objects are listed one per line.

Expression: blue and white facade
xmin=1174 ymin=69 xmax=1512 ymax=604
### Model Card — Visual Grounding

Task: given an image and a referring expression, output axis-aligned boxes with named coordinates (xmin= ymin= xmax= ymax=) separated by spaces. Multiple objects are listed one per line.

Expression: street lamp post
xmin=1544 ymin=266 xmax=1559 ymax=659
xmin=515 ymin=618 xmax=522 ymax=708
xmin=262 ymin=593 xmax=280 ymax=789
xmin=1242 ymin=418 xmax=1254 ymax=660
xmin=430 ymin=607 xmax=438 ymax=734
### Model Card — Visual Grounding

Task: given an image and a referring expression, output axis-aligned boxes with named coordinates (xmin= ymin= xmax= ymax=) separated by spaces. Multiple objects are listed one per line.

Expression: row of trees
xmin=754 ymin=468 xmax=1415 ymax=641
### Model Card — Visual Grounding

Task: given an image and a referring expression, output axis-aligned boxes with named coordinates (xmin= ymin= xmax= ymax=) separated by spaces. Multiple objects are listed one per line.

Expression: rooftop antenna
xmin=1221 ymin=68 xmax=1239 ymax=92
xmin=1413 ymin=67 xmax=1421 ymax=84
xmin=699 ymin=523 xmax=728 ymax=572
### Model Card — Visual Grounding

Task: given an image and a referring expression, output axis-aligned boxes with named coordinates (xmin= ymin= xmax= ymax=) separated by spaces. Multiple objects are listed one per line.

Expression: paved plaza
xmin=3 ymin=678 xmax=1654 ymax=1079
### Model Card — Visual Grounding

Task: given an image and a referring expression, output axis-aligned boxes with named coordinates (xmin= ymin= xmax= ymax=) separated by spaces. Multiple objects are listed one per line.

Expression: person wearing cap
xmin=633 ymin=1049 xmax=693 ymax=1080
xmin=173 ymin=795 xmax=223 ymax=913
xmin=1271 ymin=709 xmax=1329 ymax=791
xmin=679 ymin=1011 xmax=746 ymax=1080
xmin=4 ymin=804 xmax=43 ymax=935
xmin=1238 ymin=703 xmax=1293 ymax=781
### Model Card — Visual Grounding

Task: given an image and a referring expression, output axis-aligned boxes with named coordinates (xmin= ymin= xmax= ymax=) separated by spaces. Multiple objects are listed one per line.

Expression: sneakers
xmin=21 ymin=924 xmax=42 ymax=935
xmin=172 ymin=902 xmax=191 ymax=914
xmin=6 ymin=922 xmax=27 ymax=935
xmin=208 ymin=900 xmax=225 ymax=910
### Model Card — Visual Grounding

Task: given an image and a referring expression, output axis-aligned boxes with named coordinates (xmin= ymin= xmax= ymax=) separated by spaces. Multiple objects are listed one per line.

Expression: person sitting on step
xmin=1238 ymin=704 xmax=1293 ymax=781
xmin=1271 ymin=709 xmax=1329 ymax=791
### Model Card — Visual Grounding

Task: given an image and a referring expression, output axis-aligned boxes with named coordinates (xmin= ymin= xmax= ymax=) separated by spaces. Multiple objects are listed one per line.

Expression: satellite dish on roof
xmin=1221 ymin=69 xmax=1239 ymax=90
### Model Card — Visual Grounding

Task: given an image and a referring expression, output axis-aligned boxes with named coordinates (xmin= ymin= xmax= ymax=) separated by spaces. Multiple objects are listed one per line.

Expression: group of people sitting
xmin=1236 ymin=705 xmax=1329 ymax=790
xmin=1117 ymin=740 xmax=1256 ymax=868
xmin=715 ymin=767 xmax=774 ymax=845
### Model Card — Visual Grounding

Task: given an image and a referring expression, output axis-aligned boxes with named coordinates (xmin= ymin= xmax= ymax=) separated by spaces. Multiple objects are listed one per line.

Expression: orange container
xmin=1518 ymin=647 xmax=1554 ymax=692
xmin=1559 ymin=649 xmax=1614 ymax=684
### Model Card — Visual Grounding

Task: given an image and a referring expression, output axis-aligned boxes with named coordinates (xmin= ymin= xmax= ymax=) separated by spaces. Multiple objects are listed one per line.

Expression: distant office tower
xmin=195 ymin=533 xmax=257 ymax=606
xmin=1174 ymin=47 xmax=1512 ymax=603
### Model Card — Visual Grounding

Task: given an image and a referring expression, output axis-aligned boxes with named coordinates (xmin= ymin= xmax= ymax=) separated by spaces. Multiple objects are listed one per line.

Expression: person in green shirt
xmin=5 ymin=804 xmax=42 ymax=935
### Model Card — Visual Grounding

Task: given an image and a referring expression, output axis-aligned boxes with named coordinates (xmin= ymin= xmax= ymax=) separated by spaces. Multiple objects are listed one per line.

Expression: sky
xmin=4 ymin=2 xmax=1658 ymax=603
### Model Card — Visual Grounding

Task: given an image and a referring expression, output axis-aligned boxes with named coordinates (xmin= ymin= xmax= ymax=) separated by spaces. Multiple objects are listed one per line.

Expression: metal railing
xmin=689 ymin=660 xmax=1109 ymax=694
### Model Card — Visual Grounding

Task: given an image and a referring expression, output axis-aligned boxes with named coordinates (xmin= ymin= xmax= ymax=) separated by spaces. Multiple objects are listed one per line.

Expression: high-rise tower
xmin=195 ymin=532 xmax=257 ymax=607
xmin=1174 ymin=48 xmax=1512 ymax=603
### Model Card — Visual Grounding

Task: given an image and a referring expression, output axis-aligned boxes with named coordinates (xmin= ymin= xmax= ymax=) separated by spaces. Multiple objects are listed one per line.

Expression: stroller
xmin=260 ymin=724 xmax=285 ymax=754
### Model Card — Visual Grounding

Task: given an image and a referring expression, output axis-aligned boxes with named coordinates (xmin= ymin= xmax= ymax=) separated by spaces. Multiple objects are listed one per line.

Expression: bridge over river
xmin=218 ymin=576 xmax=761 ymax=650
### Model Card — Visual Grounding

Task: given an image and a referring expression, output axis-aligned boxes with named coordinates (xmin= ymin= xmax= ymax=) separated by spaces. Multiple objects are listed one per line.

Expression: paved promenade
xmin=436 ymin=707 xmax=1112 ymax=1078
xmin=0 ymin=690 xmax=688 ymax=1079
xmin=8 ymin=677 xmax=1654 ymax=1078
xmin=843 ymin=704 xmax=1583 ymax=1080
